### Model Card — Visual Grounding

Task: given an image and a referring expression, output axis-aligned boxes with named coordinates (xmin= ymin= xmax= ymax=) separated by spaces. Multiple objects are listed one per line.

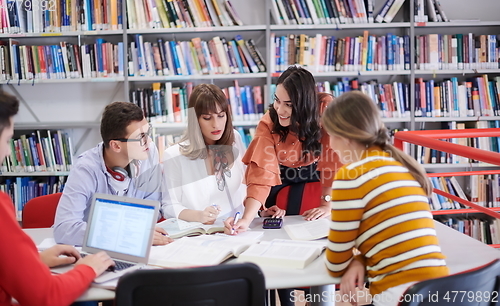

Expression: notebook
xmin=51 ymin=193 xmax=159 ymax=283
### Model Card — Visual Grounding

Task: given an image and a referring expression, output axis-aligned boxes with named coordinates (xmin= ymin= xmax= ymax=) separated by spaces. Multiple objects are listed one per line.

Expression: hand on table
xmin=152 ymin=227 xmax=174 ymax=245
xmin=302 ymin=205 xmax=330 ymax=221
xmin=40 ymin=244 xmax=80 ymax=268
xmin=224 ymin=216 xmax=252 ymax=235
xmin=260 ymin=205 xmax=286 ymax=218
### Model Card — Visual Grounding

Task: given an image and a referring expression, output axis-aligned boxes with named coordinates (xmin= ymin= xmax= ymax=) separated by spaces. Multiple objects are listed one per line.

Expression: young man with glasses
xmin=54 ymin=102 xmax=172 ymax=246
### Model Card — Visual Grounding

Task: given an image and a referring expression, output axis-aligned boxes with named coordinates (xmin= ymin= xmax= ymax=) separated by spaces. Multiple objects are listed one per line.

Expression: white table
xmin=25 ymin=217 xmax=500 ymax=305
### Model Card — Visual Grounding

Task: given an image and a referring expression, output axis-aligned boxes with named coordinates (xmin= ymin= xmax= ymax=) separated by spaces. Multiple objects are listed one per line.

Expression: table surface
xmin=25 ymin=216 xmax=500 ymax=301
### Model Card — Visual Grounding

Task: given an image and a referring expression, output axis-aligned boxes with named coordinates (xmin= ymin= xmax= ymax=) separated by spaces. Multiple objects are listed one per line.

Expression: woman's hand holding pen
xmin=200 ymin=205 xmax=220 ymax=224
xmin=224 ymin=214 xmax=251 ymax=235
xmin=153 ymin=227 xmax=174 ymax=245
xmin=259 ymin=205 xmax=286 ymax=218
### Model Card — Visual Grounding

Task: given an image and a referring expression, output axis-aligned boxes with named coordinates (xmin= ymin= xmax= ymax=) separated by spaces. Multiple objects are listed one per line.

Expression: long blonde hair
xmin=321 ymin=91 xmax=432 ymax=196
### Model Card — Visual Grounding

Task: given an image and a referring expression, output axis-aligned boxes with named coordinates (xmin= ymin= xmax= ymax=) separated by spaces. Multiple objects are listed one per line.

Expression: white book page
xmin=284 ymin=218 xmax=330 ymax=240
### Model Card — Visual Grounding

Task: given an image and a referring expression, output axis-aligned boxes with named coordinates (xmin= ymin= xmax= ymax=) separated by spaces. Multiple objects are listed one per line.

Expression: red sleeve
xmin=242 ymin=114 xmax=282 ymax=205
xmin=317 ymin=130 xmax=342 ymax=188
xmin=0 ymin=192 xmax=96 ymax=306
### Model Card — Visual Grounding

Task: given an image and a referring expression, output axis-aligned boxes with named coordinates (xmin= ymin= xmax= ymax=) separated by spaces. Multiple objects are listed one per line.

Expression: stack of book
xmin=415 ymin=0 xmax=449 ymax=23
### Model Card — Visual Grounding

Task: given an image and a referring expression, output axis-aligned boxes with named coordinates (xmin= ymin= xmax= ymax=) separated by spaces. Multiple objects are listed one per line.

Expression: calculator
xmin=262 ymin=218 xmax=283 ymax=229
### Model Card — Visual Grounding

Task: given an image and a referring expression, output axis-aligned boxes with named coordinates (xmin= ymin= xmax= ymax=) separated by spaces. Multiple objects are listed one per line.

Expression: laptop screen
xmin=86 ymin=196 xmax=156 ymax=258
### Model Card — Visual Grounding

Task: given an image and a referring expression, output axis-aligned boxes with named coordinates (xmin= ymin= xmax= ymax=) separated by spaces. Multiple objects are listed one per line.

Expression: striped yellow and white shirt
xmin=325 ymin=147 xmax=449 ymax=295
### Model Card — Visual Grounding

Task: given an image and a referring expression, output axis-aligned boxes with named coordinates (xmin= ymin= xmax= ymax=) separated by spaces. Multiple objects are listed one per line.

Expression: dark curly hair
xmin=270 ymin=66 xmax=321 ymax=160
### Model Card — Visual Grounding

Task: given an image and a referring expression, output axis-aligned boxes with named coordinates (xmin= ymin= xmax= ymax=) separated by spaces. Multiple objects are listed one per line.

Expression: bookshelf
xmin=2 ymin=0 xmax=500 ymax=225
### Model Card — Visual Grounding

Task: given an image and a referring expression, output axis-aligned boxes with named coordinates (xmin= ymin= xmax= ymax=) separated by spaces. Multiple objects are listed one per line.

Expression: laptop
xmin=52 ymin=193 xmax=159 ymax=283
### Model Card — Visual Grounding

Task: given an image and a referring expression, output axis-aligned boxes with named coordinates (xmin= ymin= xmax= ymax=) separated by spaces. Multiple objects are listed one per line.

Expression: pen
xmin=231 ymin=212 xmax=241 ymax=235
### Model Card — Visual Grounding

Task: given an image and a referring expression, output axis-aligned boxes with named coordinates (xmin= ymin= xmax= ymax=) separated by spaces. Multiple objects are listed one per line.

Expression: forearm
xmin=178 ymin=209 xmax=202 ymax=222
xmin=241 ymin=197 xmax=262 ymax=221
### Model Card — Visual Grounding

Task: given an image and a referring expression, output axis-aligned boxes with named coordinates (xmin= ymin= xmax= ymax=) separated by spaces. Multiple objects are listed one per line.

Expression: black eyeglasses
xmin=112 ymin=125 xmax=152 ymax=147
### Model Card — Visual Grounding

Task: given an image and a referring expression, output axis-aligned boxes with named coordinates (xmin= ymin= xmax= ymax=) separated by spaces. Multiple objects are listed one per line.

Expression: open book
xmin=157 ymin=218 xmax=225 ymax=238
xmin=284 ymin=218 xmax=330 ymax=241
xmin=238 ymin=239 xmax=326 ymax=269
xmin=148 ymin=233 xmax=262 ymax=267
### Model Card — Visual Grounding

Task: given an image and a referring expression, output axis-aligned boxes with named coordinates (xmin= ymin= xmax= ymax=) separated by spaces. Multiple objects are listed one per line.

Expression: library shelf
xmin=382 ymin=118 xmax=411 ymax=123
xmin=415 ymin=116 xmax=500 ymax=122
xmin=414 ymin=69 xmax=500 ymax=75
xmin=0 ymin=78 xmax=125 ymax=85
xmin=0 ymin=172 xmax=70 ymax=177
xmin=270 ymin=22 xmax=411 ymax=30
xmin=271 ymin=71 xmax=411 ymax=78
xmin=15 ymin=122 xmax=101 ymax=129
xmin=128 ymin=73 xmax=268 ymax=82
xmin=423 ymin=163 xmax=498 ymax=170
xmin=127 ymin=25 xmax=267 ymax=34
xmin=0 ymin=30 xmax=125 ymax=38
xmin=432 ymin=207 xmax=500 ymax=216
xmin=415 ymin=21 xmax=500 ymax=28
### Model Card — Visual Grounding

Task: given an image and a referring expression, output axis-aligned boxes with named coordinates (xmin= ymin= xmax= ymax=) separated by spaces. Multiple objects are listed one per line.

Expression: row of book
xmin=317 ymin=75 xmax=500 ymax=119
xmin=437 ymin=217 xmax=500 ymax=245
xmin=129 ymin=34 xmax=266 ymax=77
xmin=0 ymin=34 xmax=265 ymax=80
xmin=0 ymin=131 xmax=73 ymax=174
xmin=132 ymin=81 xmax=266 ymax=123
xmin=417 ymin=121 xmax=500 ymax=165
xmin=0 ymin=40 xmax=124 ymax=80
xmin=414 ymin=0 xmax=449 ymax=23
xmin=0 ymin=176 xmax=67 ymax=220
xmin=429 ymin=176 xmax=465 ymax=211
xmin=0 ymin=0 xmax=243 ymax=33
xmin=415 ymin=34 xmax=500 ymax=71
xmin=270 ymin=32 xmax=410 ymax=73
xmin=271 ymin=32 xmax=500 ymax=74
xmin=127 ymin=0 xmax=243 ymax=30
xmin=270 ymin=0 xmax=443 ymax=25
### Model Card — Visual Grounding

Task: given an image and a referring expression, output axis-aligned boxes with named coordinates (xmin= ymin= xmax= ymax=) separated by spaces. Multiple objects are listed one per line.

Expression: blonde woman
xmin=161 ymin=84 xmax=246 ymax=224
xmin=322 ymin=91 xmax=449 ymax=306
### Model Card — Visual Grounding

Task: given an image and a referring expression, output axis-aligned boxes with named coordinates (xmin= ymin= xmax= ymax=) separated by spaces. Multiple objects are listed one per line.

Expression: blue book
xmin=229 ymin=40 xmax=245 ymax=73
xmin=245 ymin=86 xmax=256 ymax=119
xmin=118 ymin=42 xmax=124 ymax=76
xmin=329 ymin=36 xmax=336 ymax=68
xmin=169 ymin=41 xmax=181 ymax=75
xmin=451 ymin=77 xmax=459 ymax=116
xmin=403 ymin=35 xmax=410 ymax=70
xmin=27 ymin=136 xmax=40 ymax=170
xmin=50 ymin=45 xmax=60 ymax=78
xmin=240 ymin=86 xmax=249 ymax=119
xmin=386 ymin=34 xmax=393 ymax=70
xmin=280 ymin=36 xmax=286 ymax=71
xmin=236 ymin=127 xmax=247 ymax=147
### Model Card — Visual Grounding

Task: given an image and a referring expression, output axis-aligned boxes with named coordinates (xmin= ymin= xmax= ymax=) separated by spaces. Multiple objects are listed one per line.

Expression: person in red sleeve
xmin=0 ymin=91 xmax=114 ymax=306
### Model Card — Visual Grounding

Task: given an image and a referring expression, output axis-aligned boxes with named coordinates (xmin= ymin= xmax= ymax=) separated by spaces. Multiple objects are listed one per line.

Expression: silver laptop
xmin=53 ymin=193 xmax=159 ymax=283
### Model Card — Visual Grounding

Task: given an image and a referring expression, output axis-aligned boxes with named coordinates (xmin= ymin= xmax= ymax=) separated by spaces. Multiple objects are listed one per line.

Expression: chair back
xmin=399 ymin=259 xmax=500 ymax=306
xmin=22 ymin=193 xmax=62 ymax=228
xmin=116 ymin=263 xmax=266 ymax=306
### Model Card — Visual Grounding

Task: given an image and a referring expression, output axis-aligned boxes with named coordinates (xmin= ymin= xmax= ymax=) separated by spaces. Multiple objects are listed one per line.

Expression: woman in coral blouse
xmin=226 ymin=66 xmax=341 ymax=233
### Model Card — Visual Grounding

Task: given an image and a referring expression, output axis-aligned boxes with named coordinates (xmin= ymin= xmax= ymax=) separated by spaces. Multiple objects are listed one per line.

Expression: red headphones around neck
xmin=106 ymin=166 xmax=129 ymax=182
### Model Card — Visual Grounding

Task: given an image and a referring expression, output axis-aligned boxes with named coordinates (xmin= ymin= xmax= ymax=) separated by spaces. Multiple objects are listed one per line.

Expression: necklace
xmin=213 ymin=147 xmax=232 ymax=191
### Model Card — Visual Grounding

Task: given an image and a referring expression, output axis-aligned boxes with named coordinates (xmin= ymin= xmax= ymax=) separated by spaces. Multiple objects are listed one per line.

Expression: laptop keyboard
xmin=80 ymin=253 xmax=135 ymax=271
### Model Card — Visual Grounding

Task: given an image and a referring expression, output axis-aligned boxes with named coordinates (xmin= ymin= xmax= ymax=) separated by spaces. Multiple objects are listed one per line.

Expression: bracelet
xmin=257 ymin=210 xmax=262 ymax=217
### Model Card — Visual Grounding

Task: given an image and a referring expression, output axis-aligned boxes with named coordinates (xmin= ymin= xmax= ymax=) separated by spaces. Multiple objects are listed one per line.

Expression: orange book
xmin=110 ymin=0 xmax=118 ymax=29
xmin=361 ymin=30 xmax=369 ymax=70
xmin=37 ymin=46 xmax=47 ymax=78
xmin=433 ymin=85 xmax=441 ymax=117
xmin=192 ymin=0 xmax=209 ymax=26
xmin=196 ymin=0 xmax=212 ymax=26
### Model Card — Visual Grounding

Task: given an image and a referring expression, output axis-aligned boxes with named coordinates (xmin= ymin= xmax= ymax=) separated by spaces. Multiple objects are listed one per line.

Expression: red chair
xmin=22 ymin=193 xmax=62 ymax=228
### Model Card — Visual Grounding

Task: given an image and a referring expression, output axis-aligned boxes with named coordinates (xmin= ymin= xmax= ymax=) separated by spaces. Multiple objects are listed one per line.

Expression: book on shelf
xmin=270 ymin=32 xmax=411 ymax=74
xmin=416 ymin=0 xmax=448 ymax=23
xmin=132 ymin=81 xmax=264 ymax=124
xmin=148 ymin=233 xmax=262 ymax=267
xmin=1 ymin=130 xmax=73 ymax=173
xmin=156 ymin=218 xmax=226 ymax=238
xmin=284 ymin=218 xmax=330 ymax=241
xmin=0 ymin=176 xmax=67 ymax=220
xmin=0 ymin=39 xmax=124 ymax=81
xmin=271 ymin=0 xmax=415 ymax=25
xmin=128 ymin=34 xmax=265 ymax=78
xmin=238 ymin=239 xmax=326 ymax=269
xmin=436 ymin=216 xmax=499 ymax=245
xmin=0 ymin=0 xmax=246 ymax=33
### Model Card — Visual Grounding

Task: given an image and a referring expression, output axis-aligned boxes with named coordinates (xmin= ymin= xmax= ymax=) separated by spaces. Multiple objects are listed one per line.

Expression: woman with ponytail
xmin=322 ymin=91 xmax=449 ymax=306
